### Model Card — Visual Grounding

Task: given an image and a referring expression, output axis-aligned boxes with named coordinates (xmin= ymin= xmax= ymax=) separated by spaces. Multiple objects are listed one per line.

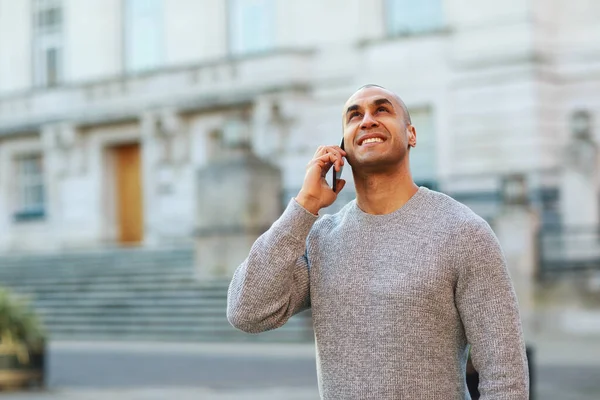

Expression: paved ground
xmin=46 ymin=342 xmax=317 ymax=390
xmin=0 ymin=387 xmax=321 ymax=400
xmin=1 ymin=336 xmax=599 ymax=399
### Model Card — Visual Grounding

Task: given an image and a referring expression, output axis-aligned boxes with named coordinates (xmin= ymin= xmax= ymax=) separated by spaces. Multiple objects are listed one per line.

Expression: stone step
xmin=0 ymin=246 xmax=313 ymax=343
xmin=0 ymin=262 xmax=194 ymax=277
xmin=24 ymin=290 xmax=231 ymax=301
xmin=0 ymin=252 xmax=194 ymax=271
xmin=8 ymin=280 xmax=228 ymax=295
xmin=0 ymin=260 xmax=193 ymax=270
xmin=5 ymin=276 xmax=230 ymax=288
xmin=33 ymin=297 xmax=227 ymax=308
xmin=40 ymin=315 xmax=309 ymax=327
xmin=5 ymin=276 xmax=196 ymax=289
xmin=0 ymin=259 xmax=194 ymax=268
xmin=44 ymin=323 xmax=307 ymax=335
xmin=0 ymin=246 xmax=192 ymax=258
xmin=36 ymin=307 xmax=229 ymax=317
xmin=9 ymin=277 xmax=229 ymax=296
xmin=0 ymin=253 xmax=194 ymax=267
xmin=0 ymin=270 xmax=194 ymax=283
xmin=47 ymin=330 xmax=314 ymax=343
xmin=31 ymin=297 xmax=228 ymax=308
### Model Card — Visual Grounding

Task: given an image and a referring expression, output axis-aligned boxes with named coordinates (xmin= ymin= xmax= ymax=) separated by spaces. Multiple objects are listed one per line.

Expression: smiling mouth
xmin=359 ymin=137 xmax=385 ymax=146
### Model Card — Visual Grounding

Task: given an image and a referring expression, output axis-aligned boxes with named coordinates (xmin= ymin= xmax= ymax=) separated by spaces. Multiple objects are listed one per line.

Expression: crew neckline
xmin=349 ymin=186 xmax=430 ymax=222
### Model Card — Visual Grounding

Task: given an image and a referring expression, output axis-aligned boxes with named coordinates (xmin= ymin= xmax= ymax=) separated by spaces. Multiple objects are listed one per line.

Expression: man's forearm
xmin=227 ymin=199 xmax=318 ymax=333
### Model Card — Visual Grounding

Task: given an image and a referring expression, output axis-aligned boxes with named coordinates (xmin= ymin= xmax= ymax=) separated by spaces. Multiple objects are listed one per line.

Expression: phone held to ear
xmin=332 ymin=137 xmax=345 ymax=192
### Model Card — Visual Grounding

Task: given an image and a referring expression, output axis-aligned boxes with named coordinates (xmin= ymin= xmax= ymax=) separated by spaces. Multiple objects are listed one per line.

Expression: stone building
xmin=0 ymin=1 xmax=599 ymax=310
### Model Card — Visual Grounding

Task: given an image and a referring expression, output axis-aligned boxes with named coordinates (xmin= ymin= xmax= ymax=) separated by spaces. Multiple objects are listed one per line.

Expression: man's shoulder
xmin=309 ymin=200 xmax=355 ymax=235
xmin=424 ymin=188 xmax=490 ymax=232
xmin=424 ymin=190 xmax=501 ymax=256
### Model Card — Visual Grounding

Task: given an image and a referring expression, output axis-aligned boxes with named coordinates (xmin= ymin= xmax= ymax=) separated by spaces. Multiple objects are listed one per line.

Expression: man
xmin=227 ymin=84 xmax=529 ymax=399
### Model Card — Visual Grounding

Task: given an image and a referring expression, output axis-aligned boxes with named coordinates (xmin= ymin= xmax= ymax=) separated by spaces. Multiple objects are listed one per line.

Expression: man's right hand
xmin=295 ymin=145 xmax=347 ymax=215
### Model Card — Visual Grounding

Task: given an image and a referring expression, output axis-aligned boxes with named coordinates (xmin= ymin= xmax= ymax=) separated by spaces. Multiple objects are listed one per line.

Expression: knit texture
xmin=227 ymin=187 xmax=529 ymax=399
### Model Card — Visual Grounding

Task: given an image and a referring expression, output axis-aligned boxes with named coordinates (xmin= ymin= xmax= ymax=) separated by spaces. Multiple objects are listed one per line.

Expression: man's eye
xmin=349 ymin=112 xmax=360 ymax=120
xmin=377 ymin=107 xmax=388 ymax=113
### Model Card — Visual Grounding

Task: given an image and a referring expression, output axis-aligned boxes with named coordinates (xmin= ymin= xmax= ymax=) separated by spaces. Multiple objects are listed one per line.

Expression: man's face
xmin=342 ymin=87 xmax=415 ymax=173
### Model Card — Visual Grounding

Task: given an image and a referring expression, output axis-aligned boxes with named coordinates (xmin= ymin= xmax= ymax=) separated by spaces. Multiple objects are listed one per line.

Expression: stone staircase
xmin=0 ymin=247 xmax=314 ymax=342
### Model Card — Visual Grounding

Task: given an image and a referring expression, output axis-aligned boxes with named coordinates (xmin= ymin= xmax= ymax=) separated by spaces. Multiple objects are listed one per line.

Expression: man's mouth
xmin=358 ymin=134 xmax=386 ymax=146
xmin=361 ymin=137 xmax=384 ymax=145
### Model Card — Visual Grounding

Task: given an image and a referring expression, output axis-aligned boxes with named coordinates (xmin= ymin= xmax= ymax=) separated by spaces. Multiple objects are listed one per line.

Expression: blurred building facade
xmin=0 ymin=0 xmax=598 ymax=281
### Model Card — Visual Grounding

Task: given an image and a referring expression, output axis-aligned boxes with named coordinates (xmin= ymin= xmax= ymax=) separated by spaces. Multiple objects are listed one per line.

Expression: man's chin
xmin=353 ymin=157 xmax=401 ymax=174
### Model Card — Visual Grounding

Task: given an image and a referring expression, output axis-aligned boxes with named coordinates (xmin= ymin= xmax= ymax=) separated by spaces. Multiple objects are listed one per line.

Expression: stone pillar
xmin=560 ymin=110 xmax=598 ymax=227
xmin=0 ymin=141 xmax=7 ymax=251
xmin=42 ymin=123 xmax=95 ymax=249
xmin=194 ymin=118 xmax=282 ymax=280
xmin=140 ymin=111 xmax=160 ymax=246
xmin=41 ymin=123 xmax=85 ymax=249
xmin=40 ymin=125 xmax=63 ymax=248
xmin=141 ymin=109 xmax=193 ymax=245
xmin=493 ymin=174 xmax=540 ymax=336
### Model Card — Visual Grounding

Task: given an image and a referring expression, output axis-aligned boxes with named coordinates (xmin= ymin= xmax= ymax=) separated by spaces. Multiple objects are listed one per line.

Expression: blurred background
xmin=0 ymin=0 xmax=599 ymax=399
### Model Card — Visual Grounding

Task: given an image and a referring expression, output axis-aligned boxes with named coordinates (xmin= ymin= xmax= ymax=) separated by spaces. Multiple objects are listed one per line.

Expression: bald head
xmin=340 ymin=83 xmax=417 ymax=171
xmin=347 ymin=84 xmax=411 ymax=126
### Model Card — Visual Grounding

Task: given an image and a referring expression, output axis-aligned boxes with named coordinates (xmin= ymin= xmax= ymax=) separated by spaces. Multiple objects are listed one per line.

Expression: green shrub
xmin=0 ymin=287 xmax=45 ymax=350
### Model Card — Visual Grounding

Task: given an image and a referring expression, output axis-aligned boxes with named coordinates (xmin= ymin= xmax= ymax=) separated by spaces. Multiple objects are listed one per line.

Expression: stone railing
xmin=0 ymin=49 xmax=314 ymax=134
xmin=538 ymin=225 xmax=600 ymax=278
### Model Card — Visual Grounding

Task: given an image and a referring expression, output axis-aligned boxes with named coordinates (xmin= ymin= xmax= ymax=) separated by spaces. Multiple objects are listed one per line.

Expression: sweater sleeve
xmin=226 ymin=198 xmax=318 ymax=334
xmin=455 ymin=218 xmax=529 ymax=399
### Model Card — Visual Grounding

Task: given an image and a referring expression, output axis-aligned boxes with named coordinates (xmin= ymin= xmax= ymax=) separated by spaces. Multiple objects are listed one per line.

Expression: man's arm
xmin=226 ymin=198 xmax=318 ymax=333
xmin=455 ymin=218 xmax=529 ymax=399
xmin=228 ymin=144 xmax=347 ymax=334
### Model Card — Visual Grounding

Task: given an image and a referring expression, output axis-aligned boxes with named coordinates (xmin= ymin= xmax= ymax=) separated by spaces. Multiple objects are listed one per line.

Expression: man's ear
xmin=407 ymin=125 xmax=417 ymax=148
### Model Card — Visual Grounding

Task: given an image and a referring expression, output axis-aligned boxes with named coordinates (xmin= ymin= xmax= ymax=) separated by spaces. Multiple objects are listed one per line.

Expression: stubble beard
xmin=350 ymin=146 xmax=408 ymax=176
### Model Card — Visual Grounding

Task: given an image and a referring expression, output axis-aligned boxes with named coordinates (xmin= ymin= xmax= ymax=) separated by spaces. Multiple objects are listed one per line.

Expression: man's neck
xmin=353 ymin=168 xmax=419 ymax=215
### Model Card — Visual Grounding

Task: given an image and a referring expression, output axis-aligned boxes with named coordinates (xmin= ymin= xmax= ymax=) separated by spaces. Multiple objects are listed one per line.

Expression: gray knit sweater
xmin=227 ymin=187 xmax=529 ymax=399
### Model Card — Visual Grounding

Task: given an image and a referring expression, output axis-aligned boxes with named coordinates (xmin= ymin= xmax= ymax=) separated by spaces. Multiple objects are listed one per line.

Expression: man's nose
xmin=360 ymin=112 xmax=379 ymax=130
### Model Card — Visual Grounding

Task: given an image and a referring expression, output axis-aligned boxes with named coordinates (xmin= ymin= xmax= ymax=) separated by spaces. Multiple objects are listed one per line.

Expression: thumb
xmin=335 ymin=179 xmax=346 ymax=194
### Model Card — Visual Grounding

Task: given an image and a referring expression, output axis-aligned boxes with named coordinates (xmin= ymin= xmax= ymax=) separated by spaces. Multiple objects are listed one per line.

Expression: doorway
xmin=113 ymin=143 xmax=144 ymax=244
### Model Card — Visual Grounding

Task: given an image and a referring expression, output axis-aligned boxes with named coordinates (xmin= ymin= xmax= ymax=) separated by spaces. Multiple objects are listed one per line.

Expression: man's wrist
xmin=295 ymin=192 xmax=321 ymax=215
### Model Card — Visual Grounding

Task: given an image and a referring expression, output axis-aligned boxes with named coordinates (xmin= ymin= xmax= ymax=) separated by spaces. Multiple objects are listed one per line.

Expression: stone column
xmin=140 ymin=111 xmax=160 ymax=246
xmin=194 ymin=118 xmax=283 ymax=280
xmin=560 ymin=110 xmax=599 ymax=227
xmin=41 ymin=124 xmax=66 ymax=249
xmin=493 ymin=174 xmax=540 ymax=336
xmin=0 ymin=142 xmax=6 ymax=251
xmin=42 ymin=123 xmax=96 ymax=249
xmin=142 ymin=108 xmax=192 ymax=244
xmin=154 ymin=108 xmax=187 ymax=197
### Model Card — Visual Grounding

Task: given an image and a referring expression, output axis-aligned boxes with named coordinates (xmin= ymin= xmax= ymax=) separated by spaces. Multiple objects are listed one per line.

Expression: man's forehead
xmin=344 ymin=87 xmax=399 ymax=109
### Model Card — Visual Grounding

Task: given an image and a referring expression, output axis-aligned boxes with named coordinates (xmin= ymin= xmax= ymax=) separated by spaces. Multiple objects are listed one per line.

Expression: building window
xmin=14 ymin=155 xmax=46 ymax=220
xmin=125 ymin=0 xmax=164 ymax=73
xmin=385 ymin=0 xmax=444 ymax=36
xmin=32 ymin=0 xmax=63 ymax=87
xmin=410 ymin=107 xmax=438 ymax=189
xmin=229 ymin=0 xmax=274 ymax=55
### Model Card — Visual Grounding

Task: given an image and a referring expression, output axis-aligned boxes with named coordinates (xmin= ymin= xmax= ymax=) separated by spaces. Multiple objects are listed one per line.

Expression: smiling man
xmin=227 ymin=85 xmax=529 ymax=399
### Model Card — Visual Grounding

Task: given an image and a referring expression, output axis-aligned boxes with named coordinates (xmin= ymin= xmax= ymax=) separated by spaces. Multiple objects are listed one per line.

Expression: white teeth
xmin=362 ymin=137 xmax=383 ymax=145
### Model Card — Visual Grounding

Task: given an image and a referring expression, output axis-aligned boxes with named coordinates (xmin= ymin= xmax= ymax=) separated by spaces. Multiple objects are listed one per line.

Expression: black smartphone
xmin=332 ymin=137 xmax=345 ymax=192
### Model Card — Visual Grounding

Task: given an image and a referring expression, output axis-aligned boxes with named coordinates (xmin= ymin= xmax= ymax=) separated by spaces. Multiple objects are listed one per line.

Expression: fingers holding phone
xmin=313 ymin=145 xmax=345 ymax=174
xmin=296 ymin=144 xmax=347 ymax=214
xmin=333 ymin=137 xmax=345 ymax=192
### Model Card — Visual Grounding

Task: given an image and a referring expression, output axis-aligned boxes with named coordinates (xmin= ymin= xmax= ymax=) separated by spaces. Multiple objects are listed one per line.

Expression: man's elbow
xmin=226 ymin=298 xmax=291 ymax=334
xmin=227 ymin=299 xmax=284 ymax=334
xmin=226 ymin=307 xmax=266 ymax=334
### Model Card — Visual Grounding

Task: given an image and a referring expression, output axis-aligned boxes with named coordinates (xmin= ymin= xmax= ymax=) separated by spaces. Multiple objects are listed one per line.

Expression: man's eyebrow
xmin=345 ymin=98 xmax=394 ymax=115
xmin=373 ymin=98 xmax=394 ymax=108
xmin=345 ymin=104 xmax=360 ymax=115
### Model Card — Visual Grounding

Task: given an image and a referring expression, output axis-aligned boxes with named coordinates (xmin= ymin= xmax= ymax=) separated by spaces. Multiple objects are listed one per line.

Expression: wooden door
xmin=115 ymin=143 xmax=143 ymax=244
